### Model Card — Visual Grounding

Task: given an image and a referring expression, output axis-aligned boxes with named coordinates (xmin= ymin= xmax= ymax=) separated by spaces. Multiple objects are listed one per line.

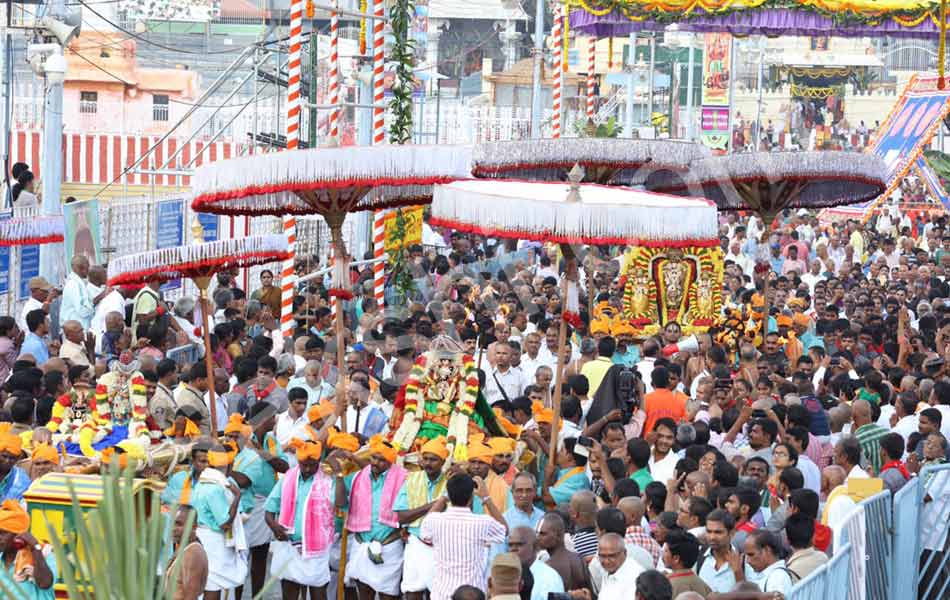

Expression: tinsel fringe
xmin=0 ymin=216 xmax=65 ymax=247
xmin=431 ymin=180 xmax=718 ymax=245
xmin=107 ymin=235 xmax=290 ymax=286
xmin=191 ymin=145 xmax=473 ymax=217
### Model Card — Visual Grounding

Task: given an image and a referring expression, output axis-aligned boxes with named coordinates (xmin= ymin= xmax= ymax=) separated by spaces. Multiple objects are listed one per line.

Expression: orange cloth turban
xmin=164 ymin=418 xmax=201 ymax=439
xmin=308 ymin=402 xmax=336 ymax=424
xmin=0 ymin=424 xmax=22 ymax=457
xmin=368 ymin=434 xmax=398 ymax=464
xmin=793 ymin=313 xmax=811 ymax=328
xmin=493 ymin=410 xmax=522 ymax=437
xmin=327 ymin=431 xmax=360 ymax=453
xmin=289 ymin=438 xmax=323 ymax=462
xmin=223 ymin=414 xmax=249 ymax=436
xmin=532 ymin=401 xmax=554 ymax=424
xmin=488 ymin=437 xmax=516 ymax=456
xmin=100 ymin=447 xmax=129 ymax=469
xmin=31 ymin=443 xmax=59 ymax=464
xmin=788 ymin=297 xmax=807 ymax=309
xmin=776 ymin=315 xmax=793 ymax=328
xmin=0 ymin=500 xmax=29 ymax=534
xmin=467 ymin=440 xmax=494 ymax=463
xmin=207 ymin=449 xmax=234 ymax=467
xmin=420 ymin=436 xmax=449 ymax=460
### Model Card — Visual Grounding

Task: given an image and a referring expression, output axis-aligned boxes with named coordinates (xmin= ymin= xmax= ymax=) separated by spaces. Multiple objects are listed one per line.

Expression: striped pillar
xmin=329 ymin=0 xmax=341 ymax=142
xmin=586 ymin=37 xmax=596 ymax=120
xmin=372 ymin=0 xmax=385 ymax=144
xmin=370 ymin=0 xmax=387 ymax=310
xmin=552 ymin=5 xmax=562 ymax=139
xmin=373 ymin=210 xmax=386 ymax=306
xmin=280 ymin=0 xmax=304 ymax=338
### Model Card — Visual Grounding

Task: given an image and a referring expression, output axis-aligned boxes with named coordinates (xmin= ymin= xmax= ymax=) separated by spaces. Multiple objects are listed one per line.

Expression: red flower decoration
xmin=328 ymin=288 xmax=354 ymax=301
xmin=194 ymin=327 xmax=202 ymax=337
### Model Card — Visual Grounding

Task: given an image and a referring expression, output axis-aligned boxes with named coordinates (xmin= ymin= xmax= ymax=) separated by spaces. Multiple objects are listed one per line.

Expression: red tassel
xmin=328 ymin=288 xmax=354 ymax=301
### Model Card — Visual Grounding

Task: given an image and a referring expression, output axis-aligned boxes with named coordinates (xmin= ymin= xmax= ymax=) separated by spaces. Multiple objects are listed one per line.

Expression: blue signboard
xmin=18 ymin=245 xmax=39 ymax=300
xmin=0 ymin=246 xmax=8 ymax=296
xmin=197 ymin=212 xmax=218 ymax=242
xmin=156 ymin=199 xmax=184 ymax=292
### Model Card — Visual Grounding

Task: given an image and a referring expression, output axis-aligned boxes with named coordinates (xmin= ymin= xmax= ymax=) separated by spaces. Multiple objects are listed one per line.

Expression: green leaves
xmin=389 ymin=0 xmax=416 ymax=145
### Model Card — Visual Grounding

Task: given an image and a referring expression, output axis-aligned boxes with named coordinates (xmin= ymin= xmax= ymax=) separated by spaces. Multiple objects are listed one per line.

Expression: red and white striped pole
xmin=329 ymin=0 xmax=340 ymax=142
xmin=280 ymin=0 xmax=304 ymax=338
xmin=371 ymin=0 xmax=387 ymax=311
xmin=586 ymin=37 xmax=596 ymax=120
xmin=372 ymin=0 xmax=385 ymax=144
xmin=552 ymin=5 xmax=563 ymax=139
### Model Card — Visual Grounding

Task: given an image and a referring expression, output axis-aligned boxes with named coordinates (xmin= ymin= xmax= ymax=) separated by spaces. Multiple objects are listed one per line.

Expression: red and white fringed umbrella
xmin=190 ymin=144 xmax=472 ymax=414
xmin=107 ymin=234 xmax=291 ymax=432
xmin=0 ymin=215 xmax=64 ymax=246
xmin=430 ymin=167 xmax=718 ymax=469
xmin=471 ymin=138 xmax=710 ymax=185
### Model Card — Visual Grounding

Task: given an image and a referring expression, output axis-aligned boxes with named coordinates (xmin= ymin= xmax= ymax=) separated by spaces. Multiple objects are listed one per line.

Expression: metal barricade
xmin=787 ymin=542 xmax=852 ymax=600
xmin=891 ymin=477 xmax=922 ymax=600
xmin=166 ymin=343 xmax=200 ymax=366
xmin=915 ymin=463 xmax=950 ymax=600
xmin=858 ymin=491 xmax=892 ymax=600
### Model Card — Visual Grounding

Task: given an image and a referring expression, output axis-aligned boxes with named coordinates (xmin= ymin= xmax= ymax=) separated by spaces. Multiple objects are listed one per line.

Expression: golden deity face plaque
xmin=621 ymin=245 xmax=723 ymax=338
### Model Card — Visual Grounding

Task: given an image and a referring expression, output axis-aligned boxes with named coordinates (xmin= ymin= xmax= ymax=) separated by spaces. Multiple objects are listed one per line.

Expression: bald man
xmin=569 ymin=491 xmax=599 ymax=560
xmin=537 ymin=514 xmax=592 ymax=594
xmin=61 ymin=255 xmax=95 ymax=329
xmin=852 ymin=399 xmax=889 ymax=475
xmin=508 ymin=527 xmax=563 ymax=600
xmin=820 ymin=465 xmax=846 ymax=501
xmin=618 ymin=497 xmax=662 ymax=567
xmin=58 ymin=321 xmax=91 ymax=368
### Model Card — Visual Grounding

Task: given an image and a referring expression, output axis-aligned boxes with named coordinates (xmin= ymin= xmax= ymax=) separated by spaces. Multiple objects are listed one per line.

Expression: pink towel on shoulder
xmin=277 ymin=466 xmax=335 ymax=557
xmin=346 ymin=463 xmax=407 ymax=532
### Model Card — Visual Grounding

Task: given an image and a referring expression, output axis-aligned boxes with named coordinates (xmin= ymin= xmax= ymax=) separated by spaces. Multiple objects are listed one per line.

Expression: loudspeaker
xmin=38 ymin=16 xmax=81 ymax=46
xmin=661 ymin=334 xmax=700 ymax=357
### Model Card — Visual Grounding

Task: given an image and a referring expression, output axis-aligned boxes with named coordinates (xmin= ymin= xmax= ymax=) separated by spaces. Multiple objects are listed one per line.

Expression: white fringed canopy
xmin=646 ymin=151 xmax=888 ymax=213
xmin=0 ymin=216 xmax=64 ymax=246
xmin=190 ymin=145 xmax=474 ymax=217
xmin=472 ymin=138 xmax=711 ymax=185
xmin=107 ymin=235 xmax=290 ymax=286
xmin=430 ymin=180 xmax=719 ymax=247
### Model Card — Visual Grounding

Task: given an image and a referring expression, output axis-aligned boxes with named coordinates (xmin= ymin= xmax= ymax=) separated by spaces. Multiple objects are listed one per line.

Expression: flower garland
xmin=389 ymin=0 xmax=416 ymax=145
xmin=572 ymin=0 xmax=942 ymax=27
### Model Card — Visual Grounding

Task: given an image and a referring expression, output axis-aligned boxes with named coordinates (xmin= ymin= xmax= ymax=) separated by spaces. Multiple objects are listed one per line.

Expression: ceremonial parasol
xmin=430 ymin=168 xmax=719 ymax=469
xmin=0 ymin=215 xmax=65 ymax=310
xmin=648 ymin=151 xmax=888 ymax=345
xmin=471 ymin=138 xmax=711 ymax=185
xmin=107 ymin=233 xmax=291 ymax=432
xmin=190 ymin=144 xmax=472 ymax=423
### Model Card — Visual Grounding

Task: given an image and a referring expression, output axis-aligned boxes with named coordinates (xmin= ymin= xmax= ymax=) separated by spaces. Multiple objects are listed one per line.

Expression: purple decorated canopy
xmin=569 ymin=7 xmax=942 ymax=39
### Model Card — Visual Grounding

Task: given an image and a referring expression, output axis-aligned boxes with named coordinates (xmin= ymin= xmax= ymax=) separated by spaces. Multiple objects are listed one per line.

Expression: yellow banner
xmin=384 ymin=206 xmax=424 ymax=251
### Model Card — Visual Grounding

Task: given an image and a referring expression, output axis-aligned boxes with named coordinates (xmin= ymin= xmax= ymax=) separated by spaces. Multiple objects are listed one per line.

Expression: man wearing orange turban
xmin=264 ymin=435 xmax=336 ymax=598
xmin=335 ymin=434 xmax=408 ymax=599
xmin=28 ymin=443 xmax=61 ymax=481
xmin=0 ymin=424 xmax=29 ymax=503
xmin=191 ymin=443 xmax=247 ymax=598
xmin=394 ymin=436 xmax=450 ymax=599
xmin=488 ymin=437 xmax=517 ymax=484
xmin=0 ymin=499 xmax=54 ymax=595
xmin=467 ymin=440 xmax=511 ymax=513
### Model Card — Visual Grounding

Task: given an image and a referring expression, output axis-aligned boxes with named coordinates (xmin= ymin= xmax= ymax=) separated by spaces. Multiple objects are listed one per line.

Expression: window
xmin=79 ymin=91 xmax=97 ymax=114
xmin=153 ymin=94 xmax=169 ymax=121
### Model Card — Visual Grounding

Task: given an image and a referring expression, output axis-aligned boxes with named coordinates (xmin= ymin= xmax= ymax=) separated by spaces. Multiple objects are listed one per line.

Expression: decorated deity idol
xmin=391 ymin=336 xmax=500 ymax=460
xmin=47 ymin=379 xmax=95 ymax=444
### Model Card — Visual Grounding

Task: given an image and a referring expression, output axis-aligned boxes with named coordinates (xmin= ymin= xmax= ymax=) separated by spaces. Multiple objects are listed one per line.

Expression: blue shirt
xmin=0 ymin=468 xmax=30 ymax=502
xmin=530 ymin=560 xmax=565 ymax=600
xmin=343 ymin=471 xmax=399 ymax=542
xmin=0 ymin=550 xmax=56 ymax=600
xmin=698 ymin=549 xmax=737 ymax=593
xmin=612 ymin=346 xmax=640 ymax=368
xmin=19 ymin=333 xmax=48 ymax=366
xmin=392 ymin=473 xmax=446 ymax=538
xmin=264 ymin=472 xmax=331 ymax=543
xmin=234 ymin=446 xmax=279 ymax=501
xmin=160 ymin=470 xmax=199 ymax=507
xmin=489 ymin=504 xmax=545 ymax=561
xmin=549 ymin=468 xmax=590 ymax=506
xmin=191 ymin=481 xmax=233 ymax=532
xmin=286 ymin=377 xmax=335 ymax=408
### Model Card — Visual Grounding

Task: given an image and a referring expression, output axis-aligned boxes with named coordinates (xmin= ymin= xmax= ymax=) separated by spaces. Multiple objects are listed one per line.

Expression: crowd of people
xmin=0 ymin=188 xmax=949 ymax=600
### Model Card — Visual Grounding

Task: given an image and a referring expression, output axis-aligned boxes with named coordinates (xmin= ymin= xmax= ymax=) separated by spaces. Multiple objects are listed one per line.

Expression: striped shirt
xmin=420 ymin=506 xmax=507 ymax=600
xmin=572 ymin=528 xmax=599 ymax=561
xmin=854 ymin=422 xmax=889 ymax=475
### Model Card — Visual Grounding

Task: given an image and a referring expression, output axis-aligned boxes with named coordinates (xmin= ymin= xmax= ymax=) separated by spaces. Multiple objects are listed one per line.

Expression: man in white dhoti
xmin=335 ymin=436 xmax=408 ymax=600
xmin=393 ymin=436 xmax=450 ymax=600
xmin=265 ymin=437 xmax=337 ymax=600
xmin=190 ymin=443 xmax=248 ymax=600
